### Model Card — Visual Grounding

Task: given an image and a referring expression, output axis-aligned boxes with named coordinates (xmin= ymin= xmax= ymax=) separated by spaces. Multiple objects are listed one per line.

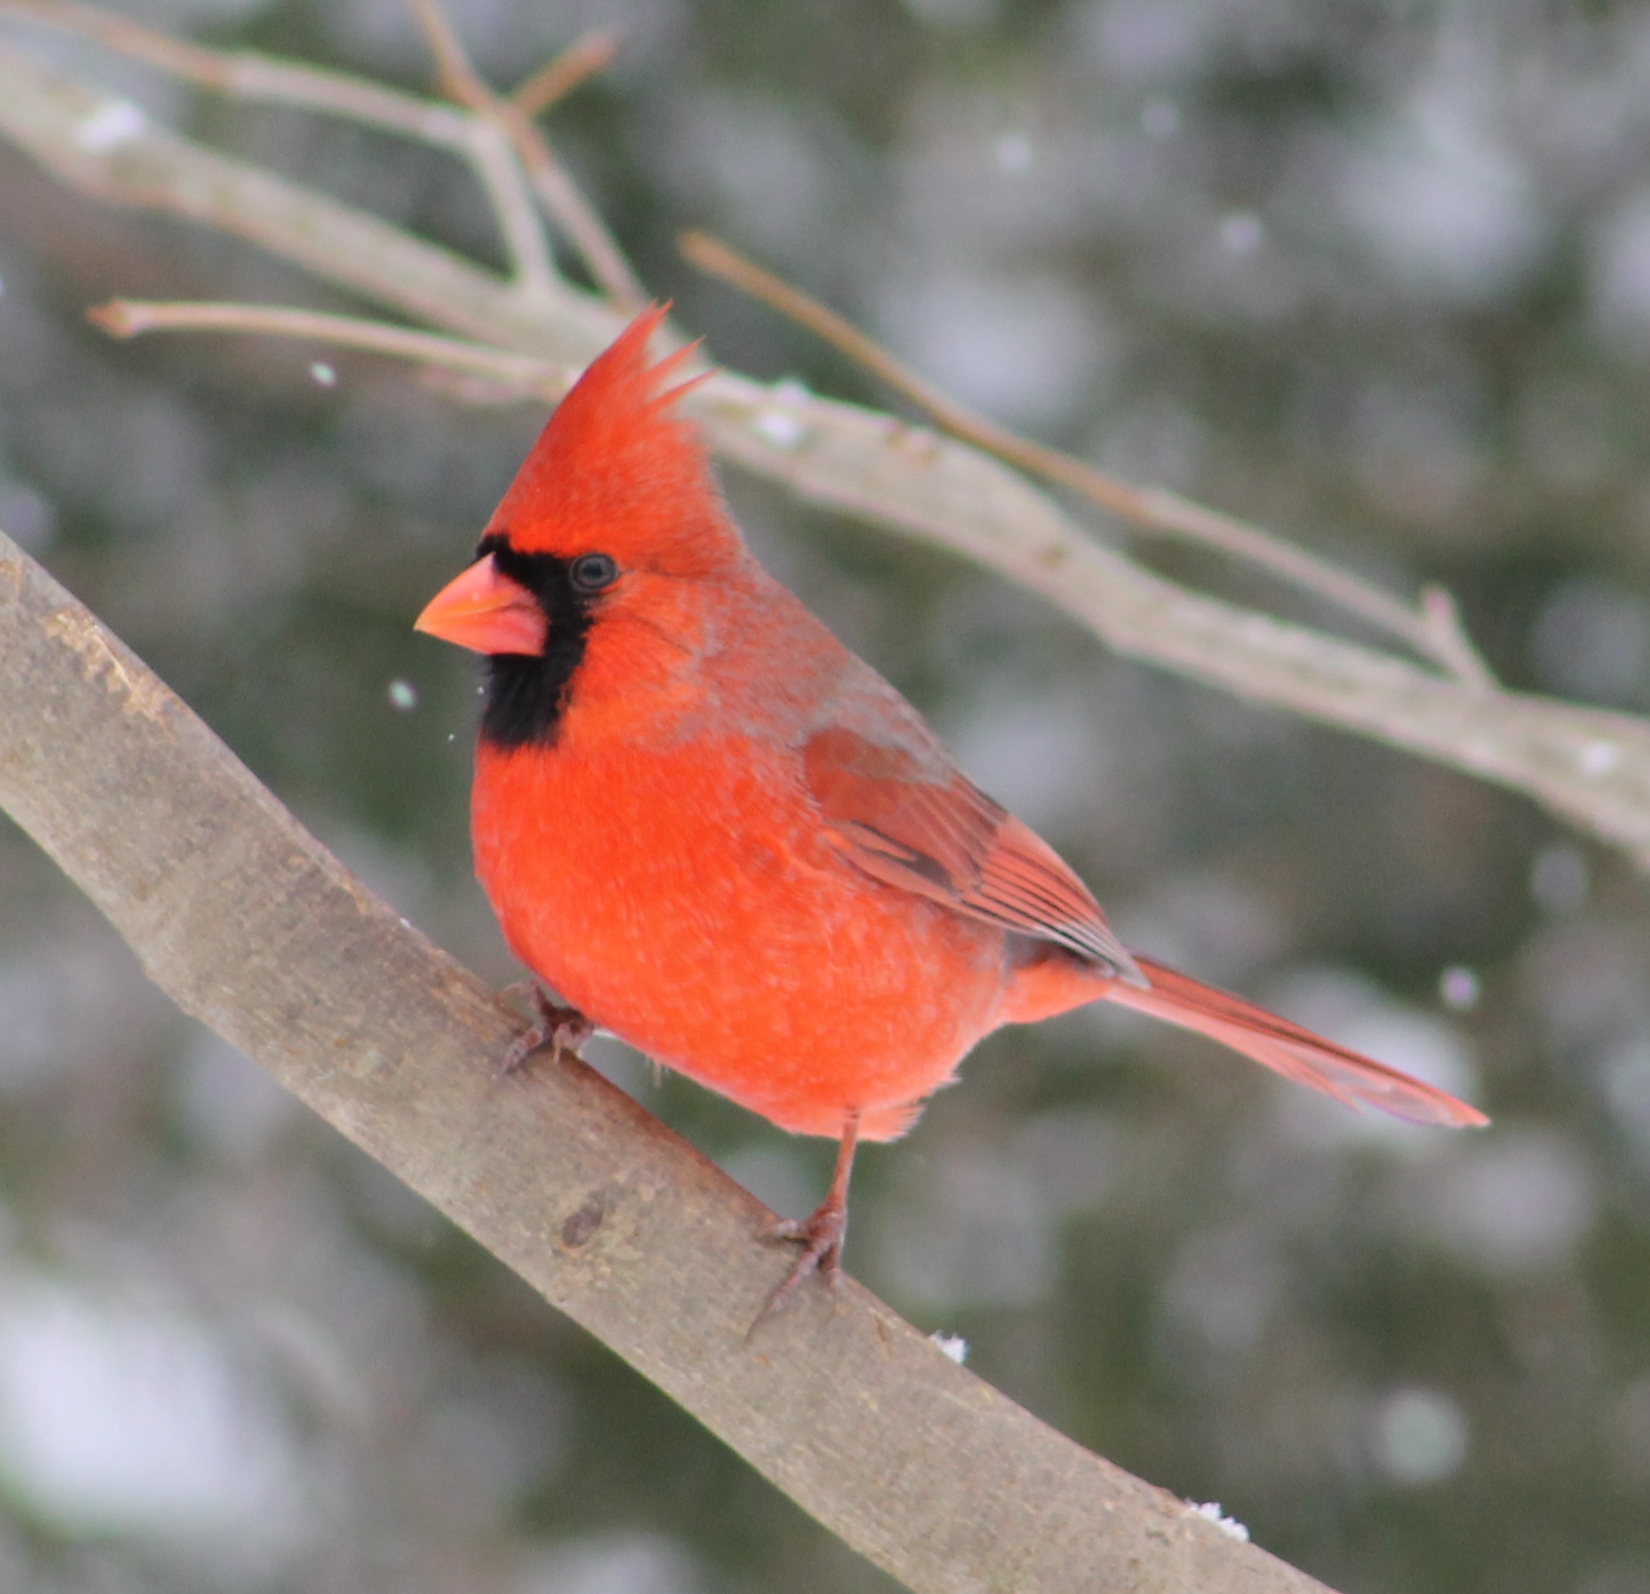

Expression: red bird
xmin=416 ymin=307 xmax=1487 ymax=1306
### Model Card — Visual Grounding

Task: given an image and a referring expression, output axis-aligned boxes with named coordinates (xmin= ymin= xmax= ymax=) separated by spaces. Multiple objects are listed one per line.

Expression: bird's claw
xmin=498 ymin=986 xmax=593 ymax=1079
xmin=750 ymin=1199 xmax=848 ymax=1333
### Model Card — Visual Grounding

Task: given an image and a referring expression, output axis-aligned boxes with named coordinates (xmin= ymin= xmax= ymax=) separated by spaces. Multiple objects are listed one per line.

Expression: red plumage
xmin=417 ymin=307 xmax=1486 ymax=1301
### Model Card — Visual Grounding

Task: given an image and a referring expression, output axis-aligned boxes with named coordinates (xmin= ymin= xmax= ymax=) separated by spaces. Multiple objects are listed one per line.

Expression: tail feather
xmin=1108 ymin=955 xmax=1488 ymax=1128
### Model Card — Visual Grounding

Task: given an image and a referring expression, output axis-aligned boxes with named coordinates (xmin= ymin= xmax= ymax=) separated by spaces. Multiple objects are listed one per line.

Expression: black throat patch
xmin=476 ymin=534 xmax=599 ymax=750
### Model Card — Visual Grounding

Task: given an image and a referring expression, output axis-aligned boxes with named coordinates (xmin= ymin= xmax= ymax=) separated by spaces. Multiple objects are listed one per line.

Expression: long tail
xmin=1105 ymin=955 xmax=1488 ymax=1128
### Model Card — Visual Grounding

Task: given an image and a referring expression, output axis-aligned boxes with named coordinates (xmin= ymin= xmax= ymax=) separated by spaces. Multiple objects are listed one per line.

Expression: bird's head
xmin=415 ymin=305 xmax=740 ymax=746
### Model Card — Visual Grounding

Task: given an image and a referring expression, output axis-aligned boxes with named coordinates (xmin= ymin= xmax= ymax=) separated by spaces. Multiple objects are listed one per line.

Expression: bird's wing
xmin=802 ymin=723 xmax=1141 ymax=982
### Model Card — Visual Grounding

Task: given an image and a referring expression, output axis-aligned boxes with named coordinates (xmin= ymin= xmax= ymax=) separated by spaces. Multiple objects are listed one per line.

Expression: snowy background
xmin=3 ymin=1 xmax=1650 ymax=1591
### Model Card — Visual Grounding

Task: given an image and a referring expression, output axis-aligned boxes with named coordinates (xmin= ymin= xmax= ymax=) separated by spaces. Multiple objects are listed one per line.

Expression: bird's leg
xmin=757 ymin=1109 xmax=862 ymax=1322
xmin=498 ymin=982 xmax=593 ymax=1078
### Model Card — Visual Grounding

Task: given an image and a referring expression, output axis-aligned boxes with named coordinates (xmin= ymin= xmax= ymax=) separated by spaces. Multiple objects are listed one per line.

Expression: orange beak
xmin=414 ymin=554 xmax=547 ymax=656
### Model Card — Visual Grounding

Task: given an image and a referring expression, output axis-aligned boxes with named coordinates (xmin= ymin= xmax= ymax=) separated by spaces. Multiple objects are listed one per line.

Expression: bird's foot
xmin=498 ymin=984 xmax=593 ymax=1079
xmin=752 ymin=1195 xmax=848 ymax=1331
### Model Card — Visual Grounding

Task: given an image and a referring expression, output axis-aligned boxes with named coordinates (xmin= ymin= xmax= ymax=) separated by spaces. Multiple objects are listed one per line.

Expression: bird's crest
xmin=487 ymin=304 xmax=736 ymax=573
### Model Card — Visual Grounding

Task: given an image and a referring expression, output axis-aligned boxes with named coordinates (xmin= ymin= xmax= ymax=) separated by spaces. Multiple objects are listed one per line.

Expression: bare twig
xmin=1419 ymin=583 xmax=1493 ymax=684
xmin=406 ymin=0 xmax=644 ymax=309
xmin=680 ymin=230 xmax=1495 ymax=688
xmin=91 ymin=298 xmax=563 ymax=394
xmin=0 ymin=37 xmax=613 ymax=346
xmin=403 ymin=0 xmax=473 ymax=102
xmin=0 ymin=0 xmax=559 ymax=296
xmin=502 ymin=101 xmax=647 ymax=310
xmin=0 ymin=523 xmax=1344 ymax=1594
xmin=1124 ymin=487 xmax=1497 ymax=687
xmin=512 ymin=29 xmax=619 ymax=120
xmin=0 ymin=0 xmax=468 ymax=141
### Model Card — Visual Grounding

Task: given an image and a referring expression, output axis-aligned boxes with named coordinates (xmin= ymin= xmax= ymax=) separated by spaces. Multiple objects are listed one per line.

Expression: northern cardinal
xmin=416 ymin=306 xmax=1487 ymax=1309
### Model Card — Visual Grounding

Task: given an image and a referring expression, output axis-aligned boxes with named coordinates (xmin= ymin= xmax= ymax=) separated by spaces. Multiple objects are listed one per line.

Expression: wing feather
xmin=799 ymin=728 xmax=1487 ymax=1128
xmin=803 ymin=724 xmax=1142 ymax=982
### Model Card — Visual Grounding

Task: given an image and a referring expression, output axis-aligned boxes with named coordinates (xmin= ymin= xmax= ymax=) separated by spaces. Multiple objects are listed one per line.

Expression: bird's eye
xmin=570 ymin=552 xmax=619 ymax=592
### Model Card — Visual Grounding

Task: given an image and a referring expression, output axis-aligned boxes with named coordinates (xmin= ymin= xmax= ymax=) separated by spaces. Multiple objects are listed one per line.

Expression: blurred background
xmin=2 ymin=0 xmax=1650 ymax=1590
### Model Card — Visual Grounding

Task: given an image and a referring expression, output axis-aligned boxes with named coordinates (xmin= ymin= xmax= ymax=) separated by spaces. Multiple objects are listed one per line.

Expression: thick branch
xmin=0 ymin=528 xmax=1340 ymax=1592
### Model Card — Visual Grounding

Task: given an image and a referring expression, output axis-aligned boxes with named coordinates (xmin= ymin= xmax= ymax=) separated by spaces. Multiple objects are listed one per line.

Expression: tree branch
xmin=0 ymin=0 xmax=561 ymax=297
xmin=0 ymin=525 xmax=1341 ymax=1591
xmin=0 ymin=33 xmax=1644 ymax=873
xmin=90 ymin=297 xmax=563 ymax=391
xmin=678 ymin=229 xmax=1495 ymax=687
xmin=402 ymin=0 xmax=644 ymax=309
xmin=510 ymin=29 xmax=619 ymax=121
